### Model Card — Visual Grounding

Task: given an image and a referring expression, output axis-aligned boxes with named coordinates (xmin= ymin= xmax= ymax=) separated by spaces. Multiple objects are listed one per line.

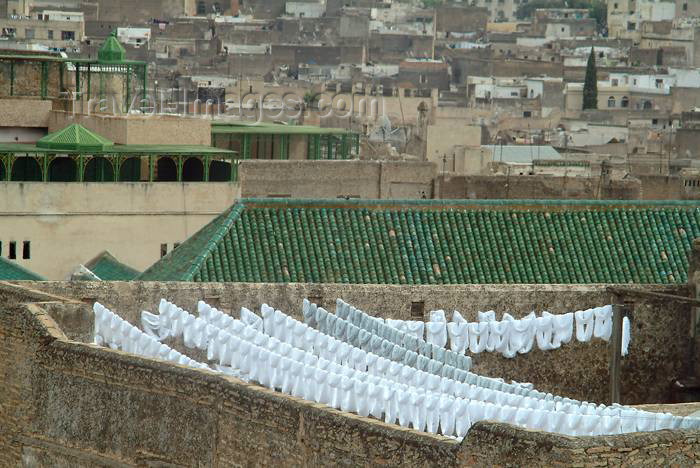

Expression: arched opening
xmin=621 ymin=96 xmax=629 ymax=108
xmin=209 ymin=159 xmax=232 ymax=181
xmin=643 ymin=100 xmax=653 ymax=110
xmin=48 ymin=157 xmax=77 ymax=182
xmin=182 ymin=157 xmax=204 ymax=181
xmin=119 ymin=157 xmax=141 ymax=181
xmin=156 ymin=157 xmax=177 ymax=181
xmin=83 ymin=157 xmax=115 ymax=182
xmin=11 ymin=157 xmax=42 ymax=181
xmin=0 ymin=159 xmax=5 ymax=181
xmin=607 ymin=96 xmax=616 ymax=108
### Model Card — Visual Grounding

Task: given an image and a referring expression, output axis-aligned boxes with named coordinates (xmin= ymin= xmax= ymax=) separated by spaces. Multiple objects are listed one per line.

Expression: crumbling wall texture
xmin=2 ymin=282 xmax=700 ymax=467
xmin=25 ymin=281 xmax=697 ymax=405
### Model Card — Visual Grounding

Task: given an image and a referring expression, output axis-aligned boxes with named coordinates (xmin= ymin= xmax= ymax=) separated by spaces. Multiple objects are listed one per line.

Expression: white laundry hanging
xmin=447 ymin=322 xmax=469 ymax=354
xmin=426 ymin=321 xmax=448 ymax=348
xmin=430 ymin=310 xmax=447 ymax=323
xmin=593 ymin=305 xmax=613 ymax=341
xmin=575 ymin=309 xmax=595 ymax=342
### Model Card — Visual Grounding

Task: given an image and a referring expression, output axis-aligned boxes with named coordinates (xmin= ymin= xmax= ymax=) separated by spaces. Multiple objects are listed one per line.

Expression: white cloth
xmin=552 ymin=312 xmax=574 ymax=347
xmin=405 ymin=321 xmax=425 ymax=341
xmin=451 ymin=310 xmax=467 ymax=324
xmin=622 ymin=316 xmax=631 ymax=356
xmin=426 ymin=321 xmax=447 ymax=348
xmin=447 ymin=322 xmax=469 ymax=354
xmin=478 ymin=310 xmax=496 ymax=322
xmin=593 ymin=305 xmax=613 ymax=341
xmin=430 ymin=310 xmax=447 ymax=323
xmin=534 ymin=315 xmax=555 ymax=351
xmin=575 ymin=309 xmax=595 ymax=342
xmin=468 ymin=322 xmax=489 ymax=353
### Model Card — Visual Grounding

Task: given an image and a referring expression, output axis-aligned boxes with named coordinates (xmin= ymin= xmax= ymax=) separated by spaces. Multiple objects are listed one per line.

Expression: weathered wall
xmin=2 ymin=281 xmax=700 ymax=467
xmin=436 ymin=174 xmax=642 ymax=200
xmin=0 ymin=183 xmax=239 ymax=279
xmin=25 ymin=281 xmax=697 ymax=406
xmin=0 ymin=98 xmax=52 ymax=128
xmin=48 ymin=111 xmax=212 ymax=146
xmin=239 ymin=160 xmax=436 ymax=199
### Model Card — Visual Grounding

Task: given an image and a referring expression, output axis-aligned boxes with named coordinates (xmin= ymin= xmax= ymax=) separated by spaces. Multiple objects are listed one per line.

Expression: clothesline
xmin=384 ymin=306 xmax=631 ymax=358
xmin=92 ymin=299 xmax=700 ymax=441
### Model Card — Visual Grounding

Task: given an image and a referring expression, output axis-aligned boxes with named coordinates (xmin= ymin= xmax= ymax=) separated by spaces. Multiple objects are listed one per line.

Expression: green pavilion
xmin=212 ymin=122 xmax=360 ymax=160
xmin=0 ymin=124 xmax=237 ymax=182
xmin=0 ymin=32 xmax=147 ymax=108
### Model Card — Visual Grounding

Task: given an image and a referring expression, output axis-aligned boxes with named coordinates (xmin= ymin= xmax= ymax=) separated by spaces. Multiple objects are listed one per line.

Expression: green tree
xmin=582 ymin=47 xmax=598 ymax=110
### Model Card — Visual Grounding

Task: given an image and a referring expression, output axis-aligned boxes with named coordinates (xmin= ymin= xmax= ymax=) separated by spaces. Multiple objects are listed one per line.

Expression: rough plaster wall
xmin=24 ymin=281 xmax=696 ymax=405
xmin=0 ymin=98 xmax=52 ymax=127
xmin=437 ymin=175 xmax=642 ymax=200
xmin=239 ymin=160 xmax=435 ymax=199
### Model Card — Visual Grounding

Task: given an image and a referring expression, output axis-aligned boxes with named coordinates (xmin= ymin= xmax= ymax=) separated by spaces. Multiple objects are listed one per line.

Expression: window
xmin=684 ymin=3 xmax=688 ymax=12
xmin=607 ymin=96 xmax=616 ymax=108
xmin=47 ymin=30 xmax=53 ymax=39
xmin=652 ymin=118 xmax=659 ymax=125
xmin=510 ymin=91 xmax=518 ymax=96
xmin=160 ymin=243 xmax=168 ymax=258
xmin=614 ymin=3 xmax=618 ymax=9
xmin=61 ymin=30 xmax=75 ymax=40
xmin=627 ymin=22 xmax=636 ymax=31
xmin=22 ymin=241 xmax=30 ymax=259
xmin=643 ymin=100 xmax=652 ymax=110
xmin=621 ymin=96 xmax=629 ymax=108
xmin=411 ymin=301 xmax=425 ymax=320
xmin=612 ymin=79 xmax=619 ymax=86
xmin=655 ymin=79 xmax=663 ymax=88
xmin=523 ymin=111 xmax=532 ymax=118
xmin=197 ymin=1 xmax=206 ymax=14
xmin=419 ymin=74 xmax=427 ymax=84
xmin=9 ymin=241 xmax=16 ymax=260
xmin=24 ymin=28 xmax=34 ymax=39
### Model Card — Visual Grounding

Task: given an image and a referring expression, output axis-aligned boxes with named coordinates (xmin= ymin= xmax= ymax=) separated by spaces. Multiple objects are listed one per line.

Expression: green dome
xmin=98 ymin=31 xmax=126 ymax=63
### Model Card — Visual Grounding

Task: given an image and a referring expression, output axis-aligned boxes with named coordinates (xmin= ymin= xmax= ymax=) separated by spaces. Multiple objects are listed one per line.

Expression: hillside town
xmin=2 ymin=1 xmax=700 ymax=466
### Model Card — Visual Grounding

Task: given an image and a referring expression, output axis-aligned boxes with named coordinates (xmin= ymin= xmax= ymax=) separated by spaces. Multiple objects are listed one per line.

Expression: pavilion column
xmin=176 ymin=155 xmax=184 ymax=182
xmin=203 ymin=155 xmax=210 ymax=182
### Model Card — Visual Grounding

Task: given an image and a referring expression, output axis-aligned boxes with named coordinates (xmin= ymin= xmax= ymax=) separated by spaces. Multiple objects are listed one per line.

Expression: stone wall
xmin=436 ymin=174 xmax=642 ymax=200
xmin=2 ymin=281 xmax=700 ymax=467
xmin=239 ymin=160 xmax=436 ymax=199
xmin=24 ymin=281 xmax=697 ymax=406
xmin=48 ymin=111 xmax=212 ymax=146
xmin=0 ymin=98 xmax=52 ymax=128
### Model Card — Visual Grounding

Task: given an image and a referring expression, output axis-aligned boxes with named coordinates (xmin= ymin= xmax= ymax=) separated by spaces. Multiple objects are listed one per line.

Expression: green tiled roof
xmin=37 ymin=124 xmax=114 ymax=152
xmin=0 ymin=257 xmax=45 ymax=281
xmin=138 ymin=199 xmax=700 ymax=284
xmin=84 ymin=251 xmax=141 ymax=281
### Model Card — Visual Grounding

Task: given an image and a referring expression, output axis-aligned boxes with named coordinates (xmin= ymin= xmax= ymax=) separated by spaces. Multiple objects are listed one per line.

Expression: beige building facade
xmin=0 ymin=182 xmax=239 ymax=279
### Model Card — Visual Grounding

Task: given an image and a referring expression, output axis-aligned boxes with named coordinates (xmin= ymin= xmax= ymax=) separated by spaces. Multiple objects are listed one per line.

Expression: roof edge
xmin=182 ymin=202 xmax=246 ymax=281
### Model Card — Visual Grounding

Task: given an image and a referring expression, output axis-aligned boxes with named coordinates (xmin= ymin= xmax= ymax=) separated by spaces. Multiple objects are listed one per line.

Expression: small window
xmin=47 ymin=30 xmax=53 ymax=39
xmin=160 ymin=243 xmax=168 ymax=258
xmin=419 ymin=74 xmax=427 ymax=84
xmin=608 ymin=96 xmax=616 ymax=108
xmin=411 ymin=301 xmax=425 ymax=319
xmin=9 ymin=241 xmax=16 ymax=260
xmin=61 ymin=30 xmax=75 ymax=41
xmin=684 ymin=3 xmax=688 ymax=12
xmin=25 ymin=28 xmax=35 ymax=39
xmin=621 ymin=96 xmax=629 ymax=108
xmin=22 ymin=241 xmax=30 ymax=259
xmin=523 ymin=111 xmax=532 ymax=118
